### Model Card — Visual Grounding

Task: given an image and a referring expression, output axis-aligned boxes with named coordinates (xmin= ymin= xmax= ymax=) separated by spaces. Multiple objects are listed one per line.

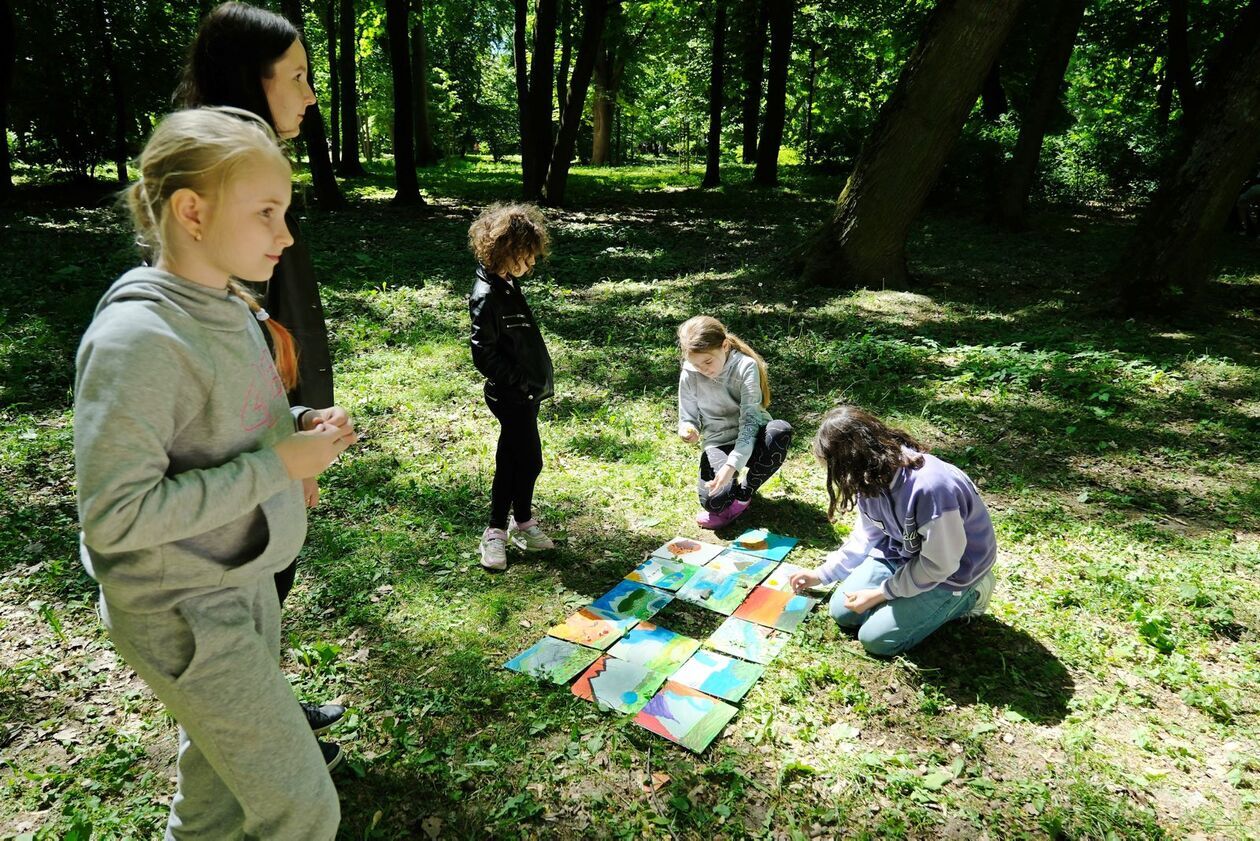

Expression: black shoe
xmin=301 ymin=701 xmax=346 ymax=734
xmin=319 ymin=740 xmax=344 ymax=771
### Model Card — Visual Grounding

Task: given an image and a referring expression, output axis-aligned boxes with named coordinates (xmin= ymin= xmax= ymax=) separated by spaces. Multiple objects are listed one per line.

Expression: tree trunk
xmin=384 ymin=0 xmax=421 ymax=203
xmin=543 ymin=0 xmax=609 ymax=206
xmin=994 ymin=0 xmax=1086 ymax=230
xmin=322 ymin=0 xmax=340 ymax=170
xmin=591 ymin=63 xmax=613 ymax=165
xmin=803 ymin=40 xmax=816 ymax=166
xmin=411 ymin=0 xmax=437 ymax=165
xmin=740 ymin=0 xmax=767 ymax=164
xmin=0 ymin=0 xmax=12 ymax=196
xmin=515 ymin=0 xmax=558 ymax=200
xmin=980 ymin=63 xmax=1007 ymax=121
xmin=1167 ymin=0 xmax=1198 ymax=127
xmin=556 ymin=0 xmax=572 ymax=121
xmin=1114 ymin=0 xmax=1260 ymax=313
xmin=280 ymin=0 xmax=346 ymax=207
xmin=752 ymin=0 xmax=792 ymax=186
xmin=800 ymin=0 xmax=1025 ymax=288
xmin=92 ymin=0 xmax=129 ymax=184
xmin=702 ymin=0 xmax=726 ymax=188
xmin=338 ymin=0 xmax=367 ymax=175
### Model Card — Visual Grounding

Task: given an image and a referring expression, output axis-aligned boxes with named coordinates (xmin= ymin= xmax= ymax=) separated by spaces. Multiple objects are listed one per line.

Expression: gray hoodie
xmin=677 ymin=349 xmax=772 ymax=472
xmin=75 ymin=267 xmax=307 ymax=613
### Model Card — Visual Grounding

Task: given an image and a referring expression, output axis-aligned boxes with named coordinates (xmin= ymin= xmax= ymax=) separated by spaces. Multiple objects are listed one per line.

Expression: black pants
xmin=698 ymin=419 xmax=793 ymax=512
xmin=487 ymin=395 xmax=543 ymax=529
xmin=274 ymin=560 xmax=297 ymax=605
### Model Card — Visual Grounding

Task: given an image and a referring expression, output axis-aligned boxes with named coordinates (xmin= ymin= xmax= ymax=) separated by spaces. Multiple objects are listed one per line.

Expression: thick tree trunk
xmin=384 ymin=0 xmax=421 ymax=203
xmin=994 ymin=0 xmax=1086 ymax=230
xmin=1114 ymin=0 xmax=1260 ymax=313
xmin=752 ymin=0 xmax=792 ymax=186
xmin=1167 ymin=0 xmax=1198 ymax=127
xmin=702 ymin=0 xmax=727 ymax=188
xmin=740 ymin=0 xmax=767 ymax=164
xmin=337 ymin=0 xmax=367 ymax=176
xmin=411 ymin=0 xmax=437 ymax=165
xmin=515 ymin=0 xmax=558 ymax=200
xmin=543 ymin=0 xmax=609 ymax=206
xmin=322 ymin=0 xmax=340 ymax=169
xmin=0 ymin=0 xmax=12 ymax=195
xmin=280 ymin=0 xmax=345 ymax=207
xmin=93 ymin=0 xmax=129 ymax=183
xmin=800 ymin=0 xmax=1025 ymax=288
xmin=591 ymin=69 xmax=613 ymax=165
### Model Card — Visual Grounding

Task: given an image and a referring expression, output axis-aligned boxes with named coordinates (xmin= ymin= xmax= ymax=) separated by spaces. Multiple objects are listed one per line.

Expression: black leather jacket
xmin=468 ymin=264 xmax=554 ymax=404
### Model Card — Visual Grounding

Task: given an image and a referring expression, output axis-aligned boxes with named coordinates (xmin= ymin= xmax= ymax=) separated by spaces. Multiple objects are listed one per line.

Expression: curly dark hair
xmin=811 ymin=406 xmax=926 ymax=519
xmin=468 ymin=203 xmax=550 ymax=276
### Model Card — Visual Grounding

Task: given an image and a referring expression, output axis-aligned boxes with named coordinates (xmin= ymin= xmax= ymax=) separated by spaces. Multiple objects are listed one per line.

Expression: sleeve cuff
xmin=880 ymin=580 xmax=897 ymax=601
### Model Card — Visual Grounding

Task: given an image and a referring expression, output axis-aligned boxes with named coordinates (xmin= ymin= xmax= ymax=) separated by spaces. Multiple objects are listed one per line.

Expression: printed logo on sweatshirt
xmin=240 ymin=347 xmax=285 ymax=433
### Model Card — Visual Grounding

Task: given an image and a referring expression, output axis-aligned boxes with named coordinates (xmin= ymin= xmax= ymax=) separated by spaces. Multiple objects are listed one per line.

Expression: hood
xmin=95 ymin=266 xmax=252 ymax=333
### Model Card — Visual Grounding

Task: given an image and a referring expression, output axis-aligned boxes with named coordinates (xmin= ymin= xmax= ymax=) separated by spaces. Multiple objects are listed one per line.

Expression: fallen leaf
xmin=421 ymin=816 xmax=443 ymax=839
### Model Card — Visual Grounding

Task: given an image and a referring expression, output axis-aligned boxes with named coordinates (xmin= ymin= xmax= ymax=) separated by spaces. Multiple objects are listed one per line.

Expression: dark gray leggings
xmin=698 ymin=420 xmax=793 ymax=512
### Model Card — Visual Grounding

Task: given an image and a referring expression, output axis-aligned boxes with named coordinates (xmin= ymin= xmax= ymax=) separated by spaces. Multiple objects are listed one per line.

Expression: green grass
xmin=2 ymin=158 xmax=1259 ymax=839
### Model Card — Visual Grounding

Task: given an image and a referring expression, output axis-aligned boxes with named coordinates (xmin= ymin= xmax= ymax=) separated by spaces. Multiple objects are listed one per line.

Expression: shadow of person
xmin=902 ymin=616 xmax=1075 ymax=725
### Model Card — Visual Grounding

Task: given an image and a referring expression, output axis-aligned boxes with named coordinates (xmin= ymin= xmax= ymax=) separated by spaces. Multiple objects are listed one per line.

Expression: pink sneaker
xmin=695 ymin=499 xmax=750 ymax=530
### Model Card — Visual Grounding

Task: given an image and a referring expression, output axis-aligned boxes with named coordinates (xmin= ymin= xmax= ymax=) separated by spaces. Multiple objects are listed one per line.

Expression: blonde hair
xmin=677 ymin=315 xmax=770 ymax=408
xmin=467 ymin=202 xmax=550 ymax=276
xmin=125 ymin=106 xmax=299 ymax=390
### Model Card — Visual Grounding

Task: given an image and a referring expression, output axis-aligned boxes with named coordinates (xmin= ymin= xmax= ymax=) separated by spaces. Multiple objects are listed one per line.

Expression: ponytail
xmin=228 ymin=280 xmax=299 ymax=391
xmin=677 ymin=314 xmax=771 ymax=408
xmin=724 ymin=332 xmax=770 ymax=409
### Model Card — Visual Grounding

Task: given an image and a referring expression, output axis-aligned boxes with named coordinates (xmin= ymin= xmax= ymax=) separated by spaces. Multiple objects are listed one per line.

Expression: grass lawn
xmin=1 ymin=159 xmax=1258 ymax=839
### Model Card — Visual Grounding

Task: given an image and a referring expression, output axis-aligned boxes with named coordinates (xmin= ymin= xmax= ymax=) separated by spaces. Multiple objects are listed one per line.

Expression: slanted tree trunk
xmin=994 ymin=0 xmax=1086 ymax=230
xmin=752 ymin=0 xmax=792 ymax=186
xmin=338 ymin=0 xmax=367 ymax=176
xmin=556 ymin=0 xmax=572 ymax=121
xmin=1167 ymin=0 xmax=1198 ymax=127
xmin=321 ymin=0 xmax=340 ymax=169
xmin=92 ymin=0 xmax=128 ymax=183
xmin=740 ymin=0 xmax=767 ymax=164
xmin=702 ymin=0 xmax=727 ymax=188
xmin=0 ymin=0 xmax=12 ymax=196
xmin=800 ymin=0 xmax=1025 ymax=288
xmin=543 ymin=0 xmax=609 ymax=205
xmin=411 ymin=0 xmax=437 ymax=164
xmin=514 ymin=0 xmax=557 ymax=200
xmin=1114 ymin=0 xmax=1260 ymax=313
xmin=384 ymin=0 xmax=422 ymax=203
xmin=280 ymin=0 xmax=345 ymax=207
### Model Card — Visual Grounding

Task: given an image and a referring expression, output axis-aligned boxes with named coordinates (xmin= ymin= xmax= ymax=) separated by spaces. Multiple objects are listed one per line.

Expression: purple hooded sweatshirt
xmin=815 ymin=451 xmax=997 ymax=600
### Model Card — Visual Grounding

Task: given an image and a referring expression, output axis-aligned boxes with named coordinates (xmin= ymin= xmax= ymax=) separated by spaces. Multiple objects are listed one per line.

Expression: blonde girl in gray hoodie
xmin=74 ymin=107 xmax=356 ymax=840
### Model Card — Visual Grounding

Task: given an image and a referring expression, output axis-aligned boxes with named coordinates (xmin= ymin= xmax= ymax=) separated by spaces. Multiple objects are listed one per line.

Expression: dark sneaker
xmin=302 ymin=701 xmax=346 ymax=734
xmin=319 ymin=740 xmax=344 ymax=771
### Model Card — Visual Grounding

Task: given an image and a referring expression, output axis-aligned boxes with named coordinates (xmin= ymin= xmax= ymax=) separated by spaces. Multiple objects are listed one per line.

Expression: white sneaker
xmin=509 ymin=517 xmax=555 ymax=551
xmin=480 ymin=528 xmax=509 ymax=570
xmin=967 ymin=569 xmax=996 ymax=618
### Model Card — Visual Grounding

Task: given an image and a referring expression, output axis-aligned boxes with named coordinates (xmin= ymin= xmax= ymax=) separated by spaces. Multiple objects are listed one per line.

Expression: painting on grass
xmin=547 ymin=607 xmax=638 ymax=650
xmin=732 ymin=586 xmax=818 ymax=633
xmin=650 ymin=536 xmax=725 ymax=565
xmin=607 ymin=622 xmax=701 ymax=672
xmin=591 ymin=580 xmax=673 ymax=621
xmin=625 ymin=557 xmax=701 ymax=592
xmin=705 ymin=552 xmax=777 ymax=586
xmin=504 ymin=636 xmax=601 ymax=684
xmin=762 ymin=562 xmax=836 ymax=594
xmin=707 ymin=616 xmax=791 ymax=664
xmin=572 ymin=654 xmax=669 ymax=714
xmin=670 ymin=649 xmax=764 ymax=702
xmin=727 ymin=528 xmax=799 ymax=562
xmin=634 ymin=680 xmax=738 ymax=753
xmin=674 ymin=567 xmax=756 ymax=615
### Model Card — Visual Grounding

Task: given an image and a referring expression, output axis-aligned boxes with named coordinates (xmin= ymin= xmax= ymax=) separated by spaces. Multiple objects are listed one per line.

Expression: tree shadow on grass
xmin=904 ymin=616 xmax=1075 ymax=724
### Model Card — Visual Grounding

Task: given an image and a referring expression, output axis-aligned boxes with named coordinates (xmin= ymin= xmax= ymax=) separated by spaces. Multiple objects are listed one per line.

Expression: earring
xmin=194 ymin=232 xmax=203 ymax=241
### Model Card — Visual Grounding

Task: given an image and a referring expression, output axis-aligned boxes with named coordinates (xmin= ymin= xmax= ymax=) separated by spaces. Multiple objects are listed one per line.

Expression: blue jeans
xmin=828 ymin=556 xmax=980 ymax=656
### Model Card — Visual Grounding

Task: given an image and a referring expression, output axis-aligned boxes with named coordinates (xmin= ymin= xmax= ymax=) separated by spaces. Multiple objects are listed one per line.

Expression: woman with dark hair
xmin=176 ymin=0 xmax=346 ymax=756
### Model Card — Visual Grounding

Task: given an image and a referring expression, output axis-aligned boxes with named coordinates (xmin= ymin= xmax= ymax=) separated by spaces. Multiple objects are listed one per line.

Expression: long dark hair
xmin=811 ymin=406 xmax=926 ymax=519
xmin=174 ymin=2 xmax=299 ymax=130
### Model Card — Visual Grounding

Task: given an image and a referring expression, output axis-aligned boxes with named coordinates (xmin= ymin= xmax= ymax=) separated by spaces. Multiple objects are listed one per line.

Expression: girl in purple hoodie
xmin=791 ymin=406 xmax=997 ymax=656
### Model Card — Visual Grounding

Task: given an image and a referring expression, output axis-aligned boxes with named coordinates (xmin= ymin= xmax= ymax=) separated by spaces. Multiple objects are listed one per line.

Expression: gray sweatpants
xmin=101 ymin=578 xmax=339 ymax=840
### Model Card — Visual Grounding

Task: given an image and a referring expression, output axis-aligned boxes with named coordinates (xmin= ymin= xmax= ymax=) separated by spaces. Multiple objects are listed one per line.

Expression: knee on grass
xmin=856 ymin=622 xmax=911 ymax=658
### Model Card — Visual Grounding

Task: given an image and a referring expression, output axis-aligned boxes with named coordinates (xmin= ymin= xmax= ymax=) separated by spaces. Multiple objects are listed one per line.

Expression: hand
xmin=302 ymin=477 xmax=320 ymax=509
xmin=843 ymin=587 xmax=888 ymax=615
xmin=679 ymin=425 xmax=699 ymax=444
xmin=303 ymin=405 xmax=357 ymax=442
xmin=705 ymin=464 xmax=737 ymax=493
xmin=275 ymin=425 xmax=356 ymax=480
xmin=790 ymin=569 xmax=822 ymax=594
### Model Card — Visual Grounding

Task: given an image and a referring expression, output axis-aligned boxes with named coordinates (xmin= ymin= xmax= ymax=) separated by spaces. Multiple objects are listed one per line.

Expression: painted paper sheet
xmin=650 ymin=536 xmax=725 ymax=565
xmin=625 ymin=557 xmax=701 ymax=592
xmin=674 ymin=567 xmax=756 ymax=615
xmin=707 ymin=616 xmax=791 ymax=664
xmin=607 ymin=622 xmax=701 ymax=672
xmin=670 ymin=649 xmax=764 ymax=702
xmin=762 ymin=561 xmax=836 ymax=594
xmin=727 ymin=528 xmax=799 ymax=562
xmin=705 ymin=552 xmax=777 ymax=586
xmin=591 ymin=580 xmax=673 ymax=621
xmin=547 ymin=607 xmax=638 ymax=650
xmin=732 ymin=586 xmax=818 ymax=633
xmin=505 ymin=636 xmax=601 ymax=684
xmin=634 ymin=680 xmax=738 ymax=753
xmin=572 ymin=654 xmax=669 ymax=714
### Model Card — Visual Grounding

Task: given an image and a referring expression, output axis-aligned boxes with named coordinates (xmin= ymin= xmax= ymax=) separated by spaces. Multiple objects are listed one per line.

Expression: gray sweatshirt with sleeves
xmin=677 ymin=349 xmax=772 ymax=472
xmin=74 ymin=267 xmax=308 ymax=613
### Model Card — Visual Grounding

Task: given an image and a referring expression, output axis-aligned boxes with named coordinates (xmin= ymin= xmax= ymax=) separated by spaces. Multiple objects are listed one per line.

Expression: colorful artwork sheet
xmin=591 ymin=580 xmax=673 ymax=621
xmin=727 ymin=529 xmax=799 ymax=562
xmin=650 ymin=536 xmax=725 ymax=565
xmin=634 ymin=680 xmax=738 ymax=753
xmin=674 ymin=567 xmax=757 ymax=615
xmin=607 ymin=622 xmax=701 ymax=672
xmin=547 ymin=607 xmax=638 ymax=650
xmin=625 ymin=556 xmax=701 ymax=592
xmin=762 ymin=562 xmax=836 ymax=594
xmin=670 ymin=649 xmax=764 ymax=702
xmin=572 ymin=654 xmax=669 ymax=714
xmin=707 ymin=616 xmax=791 ymax=664
xmin=505 ymin=636 xmax=601 ymax=684
xmin=732 ymin=586 xmax=818 ymax=633
xmin=705 ymin=552 xmax=777 ymax=586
